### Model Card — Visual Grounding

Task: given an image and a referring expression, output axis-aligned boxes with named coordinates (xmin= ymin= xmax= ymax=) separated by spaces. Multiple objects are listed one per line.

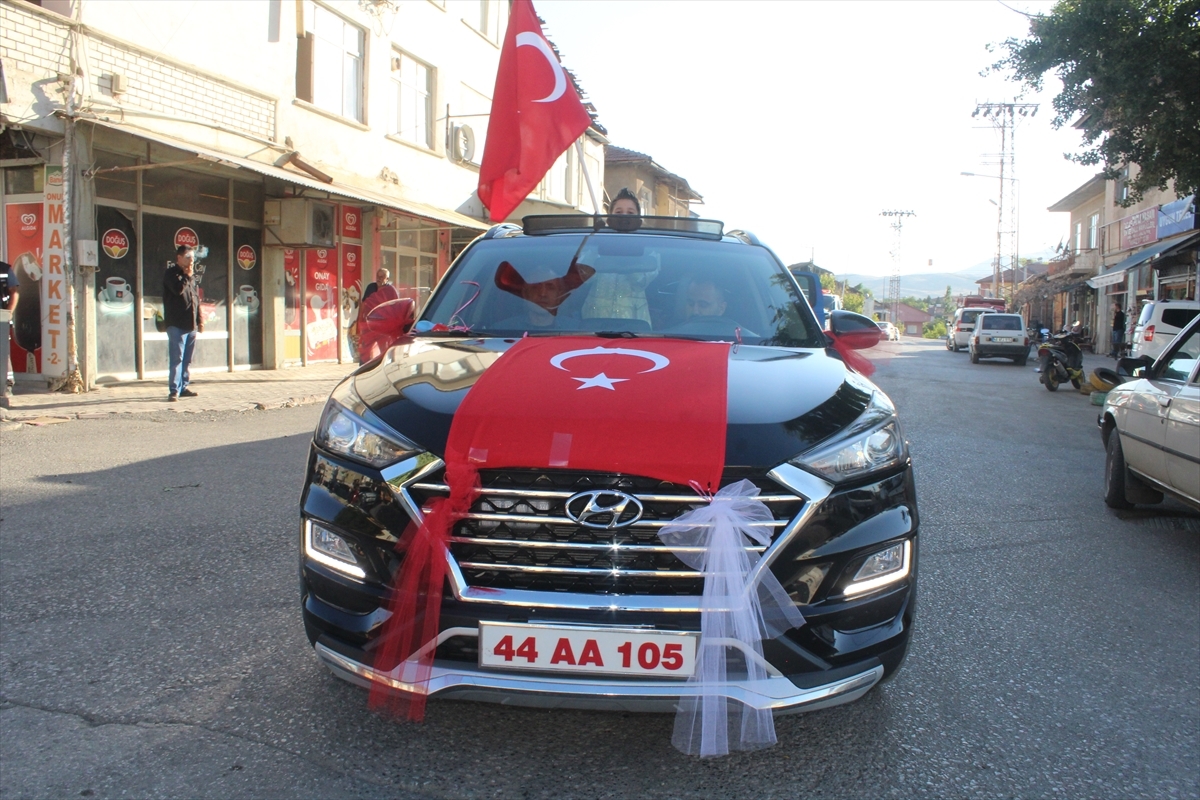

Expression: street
xmin=1 ymin=338 xmax=1197 ymax=799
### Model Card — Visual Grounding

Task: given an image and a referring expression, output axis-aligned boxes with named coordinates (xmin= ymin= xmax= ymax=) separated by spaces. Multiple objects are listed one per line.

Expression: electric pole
xmin=880 ymin=210 xmax=915 ymax=327
xmin=973 ymin=102 xmax=1036 ymax=306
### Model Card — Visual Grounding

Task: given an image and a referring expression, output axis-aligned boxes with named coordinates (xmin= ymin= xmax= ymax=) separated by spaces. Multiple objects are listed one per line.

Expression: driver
xmin=685 ymin=280 xmax=728 ymax=318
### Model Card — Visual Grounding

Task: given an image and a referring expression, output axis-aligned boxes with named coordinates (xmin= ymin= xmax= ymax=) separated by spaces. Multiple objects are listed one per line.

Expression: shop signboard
xmin=1157 ymin=195 xmax=1196 ymax=239
xmin=305 ymin=247 xmax=339 ymax=361
xmin=1122 ymin=207 xmax=1159 ymax=248
xmin=3 ymin=202 xmax=43 ymax=373
xmin=341 ymin=243 xmax=362 ymax=361
xmin=341 ymin=206 xmax=361 ymax=239
xmin=41 ymin=165 xmax=67 ymax=377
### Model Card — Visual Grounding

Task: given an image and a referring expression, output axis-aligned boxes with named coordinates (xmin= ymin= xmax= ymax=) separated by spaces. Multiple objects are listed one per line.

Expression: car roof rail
xmin=725 ymin=229 xmax=761 ymax=246
xmin=481 ymin=223 xmax=522 ymax=240
xmin=521 ymin=214 xmax=725 ymax=240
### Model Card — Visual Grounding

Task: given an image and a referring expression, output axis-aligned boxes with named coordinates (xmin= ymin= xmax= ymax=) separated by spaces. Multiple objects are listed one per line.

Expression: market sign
xmin=102 ymin=229 xmax=130 ymax=259
xmin=1122 ymin=207 xmax=1159 ymax=248
xmin=41 ymin=165 xmax=66 ymax=378
xmin=174 ymin=227 xmax=199 ymax=249
xmin=1157 ymin=195 xmax=1196 ymax=239
xmin=237 ymin=244 xmax=257 ymax=270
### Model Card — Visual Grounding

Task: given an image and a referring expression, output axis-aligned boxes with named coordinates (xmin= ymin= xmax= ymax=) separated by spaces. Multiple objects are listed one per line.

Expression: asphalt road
xmin=1 ymin=338 xmax=1197 ymax=799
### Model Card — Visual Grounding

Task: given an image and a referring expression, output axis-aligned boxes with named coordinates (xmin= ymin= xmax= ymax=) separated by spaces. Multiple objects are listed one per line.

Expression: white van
xmin=946 ymin=307 xmax=995 ymax=352
xmin=1131 ymin=300 xmax=1200 ymax=360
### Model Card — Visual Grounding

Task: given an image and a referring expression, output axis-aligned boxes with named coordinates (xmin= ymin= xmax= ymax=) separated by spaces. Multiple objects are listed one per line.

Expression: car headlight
xmin=790 ymin=390 xmax=907 ymax=482
xmin=314 ymin=379 xmax=422 ymax=468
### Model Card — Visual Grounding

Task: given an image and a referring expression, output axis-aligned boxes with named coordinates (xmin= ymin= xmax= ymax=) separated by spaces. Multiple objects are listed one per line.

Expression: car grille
xmin=407 ymin=469 xmax=803 ymax=596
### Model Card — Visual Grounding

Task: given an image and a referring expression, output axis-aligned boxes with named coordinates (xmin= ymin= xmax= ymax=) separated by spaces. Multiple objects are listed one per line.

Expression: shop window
xmin=380 ymin=215 xmax=438 ymax=305
xmin=3 ymin=166 xmax=44 ymax=195
xmin=93 ymin=151 xmax=138 ymax=203
xmin=142 ymin=167 xmax=229 ymax=218
xmin=297 ymin=2 xmax=365 ymax=123
xmin=391 ymin=51 xmax=434 ymax=149
xmin=233 ymin=180 xmax=264 ymax=223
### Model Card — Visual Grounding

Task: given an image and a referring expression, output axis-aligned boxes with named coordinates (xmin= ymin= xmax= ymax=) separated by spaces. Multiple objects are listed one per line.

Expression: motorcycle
xmin=1038 ymin=331 xmax=1086 ymax=392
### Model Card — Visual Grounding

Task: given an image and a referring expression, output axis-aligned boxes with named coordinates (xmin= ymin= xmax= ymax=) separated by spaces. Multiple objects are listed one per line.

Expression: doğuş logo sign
xmin=237 ymin=244 xmax=257 ymax=270
xmin=102 ymin=229 xmax=130 ymax=259
xmin=174 ymin=227 xmax=199 ymax=249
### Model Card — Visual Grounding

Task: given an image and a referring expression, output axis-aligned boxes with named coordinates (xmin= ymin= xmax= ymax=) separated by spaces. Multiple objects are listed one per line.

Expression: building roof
xmin=1048 ymin=174 xmax=1106 ymax=213
xmin=895 ymin=303 xmax=932 ymax=323
xmin=605 ymin=145 xmax=702 ymax=201
xmin=977 ymin=262 xmax=1051 ymax=286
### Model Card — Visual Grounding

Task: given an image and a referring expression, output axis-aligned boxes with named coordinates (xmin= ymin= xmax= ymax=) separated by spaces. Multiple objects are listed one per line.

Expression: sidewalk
xmin=0 ymin=362 xmax=354 ymax=425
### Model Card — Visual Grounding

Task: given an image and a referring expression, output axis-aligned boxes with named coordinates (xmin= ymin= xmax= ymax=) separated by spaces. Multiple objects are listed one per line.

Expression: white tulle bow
xmin=657 ymin=479 xmax=806 ymax=757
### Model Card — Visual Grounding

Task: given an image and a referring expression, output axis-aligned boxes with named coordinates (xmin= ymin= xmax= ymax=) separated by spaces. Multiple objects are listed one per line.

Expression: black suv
xmin=300 ymin=216 xmax=918 ymax=715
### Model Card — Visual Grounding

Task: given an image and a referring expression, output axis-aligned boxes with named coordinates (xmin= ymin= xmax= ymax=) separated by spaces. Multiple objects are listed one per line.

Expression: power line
xmin=880 ymin=210 xmax=916 ymax=327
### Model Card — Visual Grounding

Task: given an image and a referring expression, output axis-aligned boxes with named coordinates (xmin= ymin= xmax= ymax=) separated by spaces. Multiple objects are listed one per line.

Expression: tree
xmin=819 ymin=272 xmax=837 ymax=292
xmin=992 ymin=0 xmax=1200 ymax=202
xmin=943 ymin=285 xmax=957 ymax=320
xmin=843 ymin=292 xmax=864 ymax=313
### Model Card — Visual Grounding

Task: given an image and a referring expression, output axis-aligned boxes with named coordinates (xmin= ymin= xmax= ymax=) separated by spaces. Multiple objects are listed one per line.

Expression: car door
xmin=1161 ymin=327 xmax=1200 ymax=503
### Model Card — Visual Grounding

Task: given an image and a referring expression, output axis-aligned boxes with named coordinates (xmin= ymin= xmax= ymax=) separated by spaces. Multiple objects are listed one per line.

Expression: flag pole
xmin=574 ymin=139 xmax=600 ymax=215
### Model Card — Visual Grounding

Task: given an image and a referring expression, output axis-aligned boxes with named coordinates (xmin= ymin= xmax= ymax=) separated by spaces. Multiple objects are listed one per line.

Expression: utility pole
xmin=973 ymin=102 xmax=1036 ymax=307
xmin=880 ymin=210 xmax=915 ymax=327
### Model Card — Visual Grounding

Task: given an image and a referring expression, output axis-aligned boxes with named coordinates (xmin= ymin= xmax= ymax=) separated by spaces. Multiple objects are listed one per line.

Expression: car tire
xmin=1015 ymin=355 xmax=1028 ymax=366
xmin=970 ymin=349 xmax=979 ymax=364
xmin=1091 ymin=368 xmax=1120 ymax=392
xmin=1104 ymin=433 xmax=1132 ymax=509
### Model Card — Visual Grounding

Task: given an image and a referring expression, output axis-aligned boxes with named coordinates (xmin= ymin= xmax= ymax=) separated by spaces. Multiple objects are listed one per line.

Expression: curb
xmin=0 ymin=393 xmax=328 ymax=426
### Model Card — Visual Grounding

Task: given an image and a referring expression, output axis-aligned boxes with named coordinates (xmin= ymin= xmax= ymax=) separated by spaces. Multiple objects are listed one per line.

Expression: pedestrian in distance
xmin=362 ymin=268 xmax=390 ymax=302
xmin=0 ymin=259 xmax=19 ymax=387
xmin=1110 ymin=302 xmax=1126 ymax=357
xmin=162 ymin=245 xmax=204 ymax=401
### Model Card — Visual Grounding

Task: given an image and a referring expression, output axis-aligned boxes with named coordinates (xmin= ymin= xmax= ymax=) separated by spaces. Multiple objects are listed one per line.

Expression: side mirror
xmin=1116 ymin=355 xmax=1152 ymax=378
xmin=829 ymin=310 xmax=883 ymax=349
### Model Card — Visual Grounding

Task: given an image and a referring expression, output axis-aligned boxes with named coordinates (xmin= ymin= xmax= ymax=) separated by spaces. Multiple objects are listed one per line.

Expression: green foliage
xmin=820 ymin=272 xmax=837 ymax=291
xmin=899 ymin=296 xmax=929 ymax=312
xmin=992 ymin=0 xmax=1200 ymax=200
xmin=943 ymin=285 xmax=957 ymax=319
xmin=923 ymin=320 xmax=948 ymax=339
xmin=843 ymin=292 xmax=864 ymax=313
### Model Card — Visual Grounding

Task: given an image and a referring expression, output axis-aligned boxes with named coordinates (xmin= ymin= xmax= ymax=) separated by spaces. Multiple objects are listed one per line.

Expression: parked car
xmin=946 ymin=307 xmax=994 ymax=352
xmin=300 ymin=215 xmax=917 ymax=723
xmin=876 ymin=320 xmax=899 ymax=341
xmin=968 ymin=313 xmax=1030 ymax=365
xmin=1100 ymin=315 xmax=1200 ymax=511
xmin=1131 ymin=299 xmax=1200 ymax=361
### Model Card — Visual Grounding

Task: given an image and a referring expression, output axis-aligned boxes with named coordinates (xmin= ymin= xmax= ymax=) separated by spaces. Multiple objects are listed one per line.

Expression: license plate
xmin=478 ymin=622 xmax=698 ymax=678
xmin=993 ymin=337 xmax=1015 ymax=342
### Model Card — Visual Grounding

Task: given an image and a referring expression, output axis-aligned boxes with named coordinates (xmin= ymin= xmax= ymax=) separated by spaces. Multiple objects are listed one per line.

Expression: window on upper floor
xmin=296 ymin=2 xmax=365 ymax=123
xmin=391 ymin=51 xmax=434 ymax=149
xmin=1115 ymin=165 xmax=1131 ymax=205
xmin=540 ymin=147 xmax=573 ymax=204
xmin=1074 ymin=221 xmax=1083 ymax=253
xmin=1088 ymin=212 xmax=1099 ymax=249
xmin=469 ymin=0 xmax=502 ymax=43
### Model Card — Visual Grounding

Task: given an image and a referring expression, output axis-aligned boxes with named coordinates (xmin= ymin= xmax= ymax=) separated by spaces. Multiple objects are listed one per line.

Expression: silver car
xmin=1100 ymin=315 xmax=1200 ymax=511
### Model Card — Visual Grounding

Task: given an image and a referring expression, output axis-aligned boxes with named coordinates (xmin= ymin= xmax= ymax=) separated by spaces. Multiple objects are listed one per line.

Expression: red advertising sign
xmin=4 ymin=203 xmax=43 ymax=373
xmin=1121 ymin=207 xmax=1159 ymax=248
xmin=284 ymin=249 xmax=301 ymax=333
xmin=305 ymin=247 xmax=339 ymax=361
xmin=174 ymin=227 xmax=199 ymax=249
xmin=102 ymin=228 xmax=130 ymax=259
xmin=236 ymin=244 xmax=256 ymax=270
xmin=341 ymin=206 xmax=361 ymax=239
xmin=341 ymin=243 xmax=362 ymax=360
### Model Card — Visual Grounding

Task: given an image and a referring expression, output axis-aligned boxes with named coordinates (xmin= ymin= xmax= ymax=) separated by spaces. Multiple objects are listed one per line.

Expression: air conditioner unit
xmin=448 ymin=124 xmax=476 ymax=164
xmin=264 ymin=198 xmax=336 ymax=247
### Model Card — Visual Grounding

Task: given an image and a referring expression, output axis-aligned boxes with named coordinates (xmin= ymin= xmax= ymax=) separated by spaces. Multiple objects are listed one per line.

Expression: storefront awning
xmin=1087 ymin=236 xmax=1186 ymax=288
xmin=1154 ymin=230 xmax=1200 ymax=260
xmin=85 ymin=119 xmax=489 ymax=231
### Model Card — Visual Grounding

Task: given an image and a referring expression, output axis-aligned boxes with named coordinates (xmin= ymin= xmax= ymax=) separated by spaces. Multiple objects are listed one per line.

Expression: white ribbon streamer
xmin=657 ymin=479 xmax=806 ymax=757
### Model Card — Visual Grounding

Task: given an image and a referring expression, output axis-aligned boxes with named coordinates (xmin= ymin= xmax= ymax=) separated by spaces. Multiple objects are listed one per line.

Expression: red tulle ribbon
xmin=368 ymin=462 xmax=479 ymax=721
xmin=827 ymin=332 xmax=877 ymax=376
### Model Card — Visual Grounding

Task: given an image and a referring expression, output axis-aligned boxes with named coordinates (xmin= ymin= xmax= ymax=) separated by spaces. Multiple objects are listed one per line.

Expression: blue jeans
xmin=167 ymin=326 xmax=197 ymax=396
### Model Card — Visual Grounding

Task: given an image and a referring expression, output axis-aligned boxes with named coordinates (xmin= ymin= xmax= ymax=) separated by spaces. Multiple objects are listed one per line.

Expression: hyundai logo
xmin=564 ymin=490 xmax=644 ymax=529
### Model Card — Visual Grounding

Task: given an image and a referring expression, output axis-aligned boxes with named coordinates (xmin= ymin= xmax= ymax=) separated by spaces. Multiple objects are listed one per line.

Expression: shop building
xmin=1 ymin=0 xmax=606 ymax=386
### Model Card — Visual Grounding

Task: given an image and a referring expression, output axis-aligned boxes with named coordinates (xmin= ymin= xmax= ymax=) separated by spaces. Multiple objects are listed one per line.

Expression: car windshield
xmin=961 ymin=310 xmax=986 ymax=324
xmin=981 ymin=315 xmax=1022 ymax=331
xmin=418 ymin=233 xmax=828 ymax=347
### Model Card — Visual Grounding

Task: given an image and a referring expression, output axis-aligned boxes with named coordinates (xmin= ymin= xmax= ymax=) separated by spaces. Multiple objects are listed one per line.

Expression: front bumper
xmin=315 ymin=632 xmax=886 ymax=714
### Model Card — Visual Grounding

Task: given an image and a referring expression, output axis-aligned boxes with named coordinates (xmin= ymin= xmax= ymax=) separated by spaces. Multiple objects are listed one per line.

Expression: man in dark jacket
xmin=162 ymin=245 xmax=204 ymax=401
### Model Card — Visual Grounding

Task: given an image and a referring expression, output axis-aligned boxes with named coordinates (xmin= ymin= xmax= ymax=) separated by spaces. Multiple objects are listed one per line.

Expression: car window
xmin=1161 ymin=308 xmax=1199 ymax=329
xmin=420 ymin=234 xmax=828 ymax=347
xmin=980 ymin=315 xmax=1022 ymax=331
xmin=1159 ymin=330 xmax=1200 ymax=382
xmin=1137 ymin=303 xmax=1156 ymax=326
xmin=961 ymin=310 xmax=985 ymax=325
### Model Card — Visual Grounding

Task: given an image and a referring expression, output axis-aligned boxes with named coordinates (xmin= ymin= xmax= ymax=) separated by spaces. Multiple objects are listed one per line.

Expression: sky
xmin=537 ymin=0 xmax=1097 ymax=278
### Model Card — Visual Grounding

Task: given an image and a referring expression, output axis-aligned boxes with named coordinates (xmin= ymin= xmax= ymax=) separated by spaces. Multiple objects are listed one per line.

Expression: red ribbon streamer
xmin=827 ymin=332 xmax=877 ymax=376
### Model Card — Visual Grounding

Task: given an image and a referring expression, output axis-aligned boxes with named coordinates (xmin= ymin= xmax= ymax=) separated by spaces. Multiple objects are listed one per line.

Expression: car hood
xmin=351 ymin=337 xmax=874 ymax=471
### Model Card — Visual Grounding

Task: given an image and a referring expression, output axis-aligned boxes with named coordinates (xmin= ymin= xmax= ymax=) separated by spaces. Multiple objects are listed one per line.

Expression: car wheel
xmin=1015 ymin=355 xmax=1028 ymax=366
xmin=970 ymin=349 xmax=979 ymax=364
xmin=1104 ymin=433 xmax=1133 ymax=509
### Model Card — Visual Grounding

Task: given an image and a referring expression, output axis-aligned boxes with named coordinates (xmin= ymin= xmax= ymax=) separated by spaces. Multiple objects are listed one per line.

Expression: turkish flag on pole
xmin=477 ymin=0 xmax=593 ymax=223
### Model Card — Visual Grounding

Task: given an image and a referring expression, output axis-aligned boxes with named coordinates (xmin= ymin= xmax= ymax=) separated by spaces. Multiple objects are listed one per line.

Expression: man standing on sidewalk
xmin=1 ymin=259 xmax=19 ymax=387
xmin=1110 ymin=302 xmax=1127 ymax=358
xmin=162 ymin=245 xmax=204 ymax=401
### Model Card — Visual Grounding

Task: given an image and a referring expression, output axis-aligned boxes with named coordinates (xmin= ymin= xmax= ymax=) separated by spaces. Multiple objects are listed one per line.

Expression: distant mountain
xmin=836 ymin=249 xmax=1056 ymax=299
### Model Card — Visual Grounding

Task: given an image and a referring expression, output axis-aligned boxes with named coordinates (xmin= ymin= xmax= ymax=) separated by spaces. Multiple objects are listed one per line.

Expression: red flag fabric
xmin=369 ymin=337 xmax=730 ymax=720
xmin=477 ymin=0 xmax=593 ymax=222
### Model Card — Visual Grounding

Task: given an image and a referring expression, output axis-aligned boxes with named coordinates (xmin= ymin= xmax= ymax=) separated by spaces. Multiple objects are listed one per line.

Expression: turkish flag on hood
xmin=477 ymin=0 xmax=593 ymax=222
